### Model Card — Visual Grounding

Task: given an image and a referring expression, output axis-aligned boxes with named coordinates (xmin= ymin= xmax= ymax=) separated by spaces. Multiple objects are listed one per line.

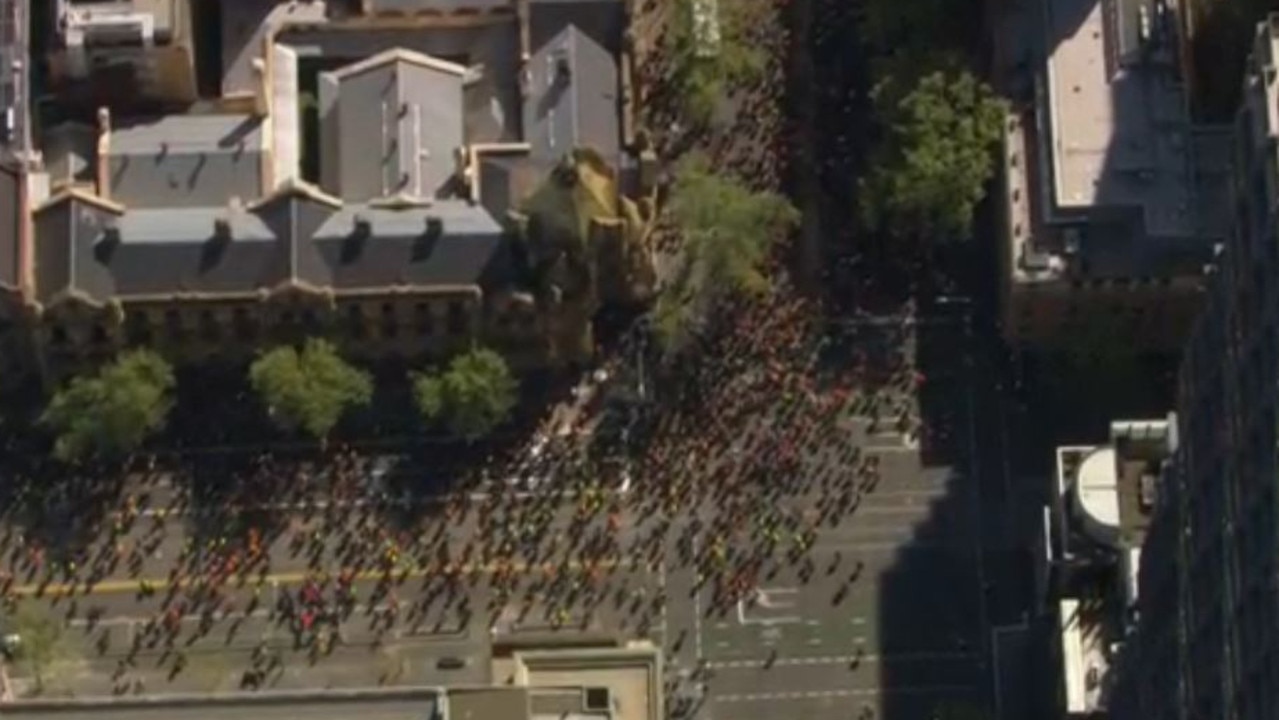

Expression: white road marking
xmin=736 ymin=599 xmax=801 ymax=626
xmin=714 ymin=684 xmax=974 ymax=702
xmin=707 ymin=651 xmax=976 ymax=670
xmin=991 ymin=620 xmax=1031 ymax=720
xmin=693 ymin=536 xmax=704 ymax=661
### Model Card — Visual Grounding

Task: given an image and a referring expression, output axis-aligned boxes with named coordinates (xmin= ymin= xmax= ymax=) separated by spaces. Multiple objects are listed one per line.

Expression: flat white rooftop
xmin=1043 ymin=0 xmax=1193 ymax=238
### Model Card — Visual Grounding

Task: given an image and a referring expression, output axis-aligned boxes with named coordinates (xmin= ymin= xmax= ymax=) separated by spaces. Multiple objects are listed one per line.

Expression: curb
xmin=0 ymin=684 xmax=444 ymax=711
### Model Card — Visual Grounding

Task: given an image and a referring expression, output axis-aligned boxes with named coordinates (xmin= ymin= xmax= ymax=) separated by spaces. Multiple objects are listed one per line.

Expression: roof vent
xmin=100 ymin=223 xmax=121 ymax=245
xmin=425 ymin=215 xmax=443 ymax=239
xmin=213 ymin=216 xmax=232 ymax=241
xmin=584 ymin=688 xmax=610 ymax=712
xmin=353 ymin=213 xmax=372 ymax=237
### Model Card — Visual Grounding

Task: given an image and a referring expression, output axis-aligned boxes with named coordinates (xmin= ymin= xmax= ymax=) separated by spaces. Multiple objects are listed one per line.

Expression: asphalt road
xmin=1 ymin=318 xmax=1030 ymax=720
xmin=657 ymin=315 xmax=1027 ymax=720
xmin=0 ymin=695 xmax=441 ymax=720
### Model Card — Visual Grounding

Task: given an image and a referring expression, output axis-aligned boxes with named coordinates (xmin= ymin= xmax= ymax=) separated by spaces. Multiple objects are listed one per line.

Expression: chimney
xmin=213 ymin=216 xmax=232 ymax=242
xmin=95 ymin=106 xmax=111 ymax=200
xmin=353 ymin=213 xmax=372 ymax=237
xmin=251 ymin=57 xmax=268 ymax=117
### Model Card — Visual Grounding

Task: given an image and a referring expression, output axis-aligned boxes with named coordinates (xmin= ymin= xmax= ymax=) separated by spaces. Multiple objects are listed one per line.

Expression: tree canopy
xmin=655 ymin=153 xmax=799 ymax=349
xmin=413 ymin=347 xmax=518 ymax=440
xmin=861 ymin=69 xmax=1006 ymax=240
xmin=249 ymin=339 xmax=372 ymax=439
xmin=667 ymin=0 xmax=770 ymax=126
xmin=9 ymin=602 xmax=69 ymax=693
xmin=41 ymin=349 xmax=174 ymax=462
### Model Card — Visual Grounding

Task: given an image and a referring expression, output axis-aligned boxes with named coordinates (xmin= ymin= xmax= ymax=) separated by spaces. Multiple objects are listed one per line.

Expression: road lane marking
xmin=9 ymin=557 xmax=640 ymax=598
xmin=707 ymin=651 xmax=977 ymax=669
xmin=714 ymin=684 xmax=975 ymax=702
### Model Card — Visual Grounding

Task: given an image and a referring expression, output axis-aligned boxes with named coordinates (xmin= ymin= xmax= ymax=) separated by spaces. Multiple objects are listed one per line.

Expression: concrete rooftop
xmin=1043 ymin=0 xmax=1194 ymax=238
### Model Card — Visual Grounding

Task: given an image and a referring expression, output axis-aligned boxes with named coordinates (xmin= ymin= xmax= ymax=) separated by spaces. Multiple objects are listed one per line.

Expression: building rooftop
xmin=13 ymin=0 xmax=637 ymax=313
xmin=318 ymin=49 xmax=471 ymax=202
xmin=0 ymin=0 xmax=28 ymax=152
xmin=447 ymin=686 xmax=530 ymax=720
xmin=1054 ymin=418 xmax=1170 ymax=556
xmin=58 ymin=0 xmax=180 ymax=39
xmin=1043 ymin=0 xmax=1193 ymax=238
xmin=31 ymin=184 xmax=510 ymax=303
xmin=1059 ymin=596 xmax=1115 ymax=716
xmin=104 ymin=114 xmax=265 ymax=209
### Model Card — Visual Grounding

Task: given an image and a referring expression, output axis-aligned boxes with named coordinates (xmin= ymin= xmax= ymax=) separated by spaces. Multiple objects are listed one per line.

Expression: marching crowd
xmin=0 ymin=1 xmax=948 ymax=714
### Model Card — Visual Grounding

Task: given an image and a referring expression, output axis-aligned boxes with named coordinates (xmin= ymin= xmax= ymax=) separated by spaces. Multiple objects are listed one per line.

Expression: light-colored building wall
xmin=999 ymin=0 xmax=1219 ymax=352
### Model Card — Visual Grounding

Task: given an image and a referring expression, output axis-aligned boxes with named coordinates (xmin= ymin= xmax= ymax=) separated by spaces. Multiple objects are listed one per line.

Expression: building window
xmin=347 ymin=305 xmax=365 ymax=339
xmin=199 ymin=310 xmax=221 ymax=341
xmin=447 ymin=301 xmax=467 ymax=335
xmin=381 ymin=303 xmax=397 ymax=339
xmin=302 ymin=309 xmax=322 ymax=333
xmin=164 ymin=309 xmax=182 ymax=339
xmin=415 ymin=303 xmax=433 ymax=336
xmin=233 ymin=307 xmax=256 ymax=341
xmin=126 ymin=311 xmax=152 ymax=344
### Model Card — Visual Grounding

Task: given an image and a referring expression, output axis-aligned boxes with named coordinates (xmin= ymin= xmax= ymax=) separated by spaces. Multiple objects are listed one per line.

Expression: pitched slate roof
xmin=106 ymin=114 xmax=264 ymax=209
xmin=523 ymin=25 xmax=620 ymax=165
xmin=32 ymin=186 xmax=510 ymax=304
xmin=303 ymin=200 xmax=508 ymax=290
xmin=320 ymin=49 xmax=469 ymax=203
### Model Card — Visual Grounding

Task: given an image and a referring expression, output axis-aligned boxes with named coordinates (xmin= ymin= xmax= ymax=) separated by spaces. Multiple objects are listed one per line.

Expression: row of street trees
xmin=652 ymin=0 xmax=799 ymax=352
xmin=40 ymin=341 xmax=518 ymax=462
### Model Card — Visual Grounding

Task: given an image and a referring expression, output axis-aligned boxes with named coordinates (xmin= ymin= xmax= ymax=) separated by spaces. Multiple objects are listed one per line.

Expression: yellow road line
xmin=10 ymin=558 xmax=637 ymax=598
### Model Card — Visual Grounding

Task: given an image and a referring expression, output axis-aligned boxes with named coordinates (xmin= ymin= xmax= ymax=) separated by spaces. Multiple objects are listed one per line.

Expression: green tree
xmin=656 ymin=152 xmax=799 ymax=349
xmin=41 ymin=349 xmax=174 ymax=462
xmin=861 ymin=69 xmax=1006 ymax=240
xmin=413 ymin=347 xmax=517 ymax=440
xmin=249 ymin=339 xmax=372 ymax=439
xmin=9 ymin=603 xmax=69 ymax=694
xmin=667 ymin=0 xmax=770 ymax=126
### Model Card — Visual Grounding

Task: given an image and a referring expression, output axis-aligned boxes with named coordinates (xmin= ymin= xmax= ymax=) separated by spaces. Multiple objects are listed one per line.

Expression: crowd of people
xmin=0 ymin=0 xmax=952 ymax=712
xmin=0 ymin=280 xmax=936 ymax=699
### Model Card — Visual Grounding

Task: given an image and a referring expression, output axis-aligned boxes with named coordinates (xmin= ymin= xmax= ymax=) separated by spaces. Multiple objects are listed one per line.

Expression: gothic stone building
xmin=0 ymin=0 xmax=655 ymax=380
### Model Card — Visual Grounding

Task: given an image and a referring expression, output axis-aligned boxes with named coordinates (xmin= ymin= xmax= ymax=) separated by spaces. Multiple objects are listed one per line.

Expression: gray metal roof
xmin=524 ymin=25 xmax=619 ymax=165
xmin=33 ymin=192 xmax=513 ymax=302
xmin=528 ymin=0 xmax=625 ymax=56
xmin=305 ymin=200 xmax=506 ymax=289
xmin=277 ymin=23 xmax=523 ymax=144
xmin=320 ymin=51 xmax=467 ymax=202
xmin=109 ymin=114 xmax=263 ymax=155
xmin=107 ymin=114 xmax=264 ymax=209
xmin=116 ymin=206 xmax=276 ymax=243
